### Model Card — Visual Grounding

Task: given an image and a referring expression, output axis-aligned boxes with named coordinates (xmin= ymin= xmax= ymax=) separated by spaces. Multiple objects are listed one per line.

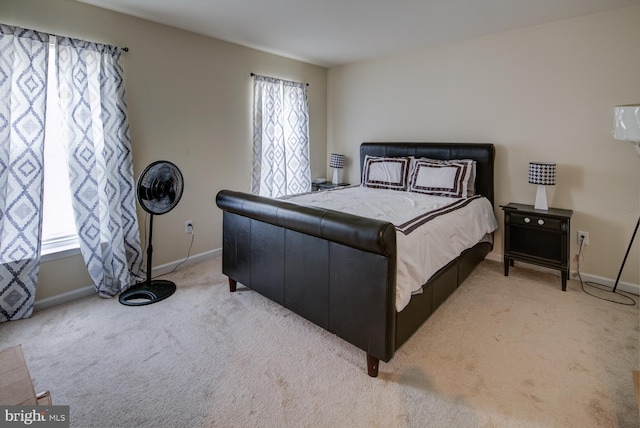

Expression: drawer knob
xmin=538 ymin=219 xmax=545 ymax=226
xmin=524 ymin=217 xmax=531 ymax=223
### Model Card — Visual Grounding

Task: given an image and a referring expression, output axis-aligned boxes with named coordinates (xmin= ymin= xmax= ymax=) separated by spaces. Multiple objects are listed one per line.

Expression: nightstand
xmin=502 ymin=203 xmax=573 ymax=291
xmin=312 ymin=182 xmax=349 ymax=191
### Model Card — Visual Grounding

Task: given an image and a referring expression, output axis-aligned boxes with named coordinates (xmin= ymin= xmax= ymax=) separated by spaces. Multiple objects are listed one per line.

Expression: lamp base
xmin=534 ymin=185 xmax=548 ymax=210
xmin=332 ymin=168 xmax=343 ymax=184
xmin=613 ymin=216 xmax=640 ymax=292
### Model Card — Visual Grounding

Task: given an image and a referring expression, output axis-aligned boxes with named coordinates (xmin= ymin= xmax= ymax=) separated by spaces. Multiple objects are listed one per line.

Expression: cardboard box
xmin=0 ymin=345 xmax=51 ymax=405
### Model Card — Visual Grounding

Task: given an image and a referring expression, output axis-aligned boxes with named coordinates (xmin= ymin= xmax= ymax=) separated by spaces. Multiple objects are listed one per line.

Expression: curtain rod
xmin=56 ymin=35 xmax=128 ymax=53
xmin=44 ymin=29 xmax=128 ymax=52
xmin=49 ymin=35 xmax=128 ymax=52
xmin=3 ymin=22 xmax=129 ymax=51
xmin=251 ymin=73 xmax=309 ymax=87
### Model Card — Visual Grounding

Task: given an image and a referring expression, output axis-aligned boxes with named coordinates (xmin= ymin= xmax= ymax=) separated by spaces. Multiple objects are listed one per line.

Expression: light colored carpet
xmin=1 ymin=256 xmax=638 ymax=428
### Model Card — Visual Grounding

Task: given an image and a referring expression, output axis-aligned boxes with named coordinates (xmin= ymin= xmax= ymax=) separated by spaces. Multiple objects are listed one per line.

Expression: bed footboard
xmin=216 ymin=190 xmax=397 ymax=374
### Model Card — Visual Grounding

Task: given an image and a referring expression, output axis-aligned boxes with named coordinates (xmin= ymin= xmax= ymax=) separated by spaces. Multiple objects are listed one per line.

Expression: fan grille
xmin=137 ymin=161 xmax=184 ymax=215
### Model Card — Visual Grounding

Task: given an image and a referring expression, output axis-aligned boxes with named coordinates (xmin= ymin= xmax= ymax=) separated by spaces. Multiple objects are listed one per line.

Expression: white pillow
xmin=408 ymin=159 xmax=471 ymax=198
xmin=361 ymin=155 xmax=411 ymax=191
xmin=467 ymin=160 xmax=477 ymax=196
xmin=411 ymin=158 xmax=476 ymax=196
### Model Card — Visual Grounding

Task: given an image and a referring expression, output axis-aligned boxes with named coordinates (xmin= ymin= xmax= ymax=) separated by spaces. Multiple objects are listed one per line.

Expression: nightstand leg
xmin=561 ymin=271 xmax=567 ymax=292
xmin=504 ymin=257 xmax=510 ymax=276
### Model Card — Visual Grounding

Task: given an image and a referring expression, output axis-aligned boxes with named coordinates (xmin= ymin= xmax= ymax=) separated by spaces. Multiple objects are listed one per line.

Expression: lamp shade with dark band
xmin=329 ymin=153 xmax=345 ymax=169
xmin=528 ymin=162 xmax=556 ymax=186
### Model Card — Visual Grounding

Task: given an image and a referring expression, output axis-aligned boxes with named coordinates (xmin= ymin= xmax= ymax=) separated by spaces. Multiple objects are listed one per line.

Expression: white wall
xmin=2 ymin=1 xmax=638 ymax=303
xmin=0 ymin=0 xmax=327 ymax=301
xmin=328 ymin=7 xmax=640 ymax=285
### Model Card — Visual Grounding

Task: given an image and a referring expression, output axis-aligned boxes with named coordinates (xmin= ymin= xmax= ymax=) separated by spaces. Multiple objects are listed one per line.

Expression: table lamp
xmin=529 ymin=162 xmax=556 ymax=211
xmin=330 ymin=153 xmax=345 ymax=184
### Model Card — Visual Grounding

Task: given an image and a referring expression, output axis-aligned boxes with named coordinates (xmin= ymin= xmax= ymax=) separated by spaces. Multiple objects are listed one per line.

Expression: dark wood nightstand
xmin=502 ymin=203 xmax=573 ymax=291
xmin=312 ymin=182 xmax=349 ymax=191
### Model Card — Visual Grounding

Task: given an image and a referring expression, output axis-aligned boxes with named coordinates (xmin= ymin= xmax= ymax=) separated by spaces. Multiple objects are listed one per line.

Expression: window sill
xmin=41 ymin=238 xmax=81 ymax=262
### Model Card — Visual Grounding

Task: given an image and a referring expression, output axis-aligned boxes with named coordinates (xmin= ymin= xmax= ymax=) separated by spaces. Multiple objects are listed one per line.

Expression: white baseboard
xmin=34 ymin=248 xmax=221 ymax=312
xmin=485 ymin=251 xmax=640 ymax=296
xmin=35 ymin=248 xmax=638 ymax=311
xmin=34 ymin=285 xmax=96 ymax=312
xmin=149 ymin=248 xmax=221 ymax=277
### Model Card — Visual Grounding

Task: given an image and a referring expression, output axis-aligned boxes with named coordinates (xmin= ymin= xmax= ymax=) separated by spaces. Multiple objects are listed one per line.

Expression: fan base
xmin=119 ymin=279 xmax=176 ymax=306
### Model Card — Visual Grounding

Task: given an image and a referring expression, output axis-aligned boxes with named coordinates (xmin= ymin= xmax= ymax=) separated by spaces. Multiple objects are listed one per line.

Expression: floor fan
xmin=119 ymin=161 xmax=184 ymax=306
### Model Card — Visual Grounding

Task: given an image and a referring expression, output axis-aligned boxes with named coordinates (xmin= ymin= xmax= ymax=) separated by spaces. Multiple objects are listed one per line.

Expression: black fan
xmin=119 ymin=161 xmax=184 ymax=306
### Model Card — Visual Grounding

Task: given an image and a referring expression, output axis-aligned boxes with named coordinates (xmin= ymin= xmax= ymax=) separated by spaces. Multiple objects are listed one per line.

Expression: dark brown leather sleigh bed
xmin=215 ymin=142 xmax=495 ymax=377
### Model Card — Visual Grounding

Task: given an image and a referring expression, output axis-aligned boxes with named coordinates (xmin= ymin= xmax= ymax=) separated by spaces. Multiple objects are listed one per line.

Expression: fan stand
xmin=119 ymin=214 xmax=176 ymax=306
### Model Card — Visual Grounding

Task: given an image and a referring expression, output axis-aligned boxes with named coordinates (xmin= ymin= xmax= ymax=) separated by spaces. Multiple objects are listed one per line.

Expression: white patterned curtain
xmin=56 ymin=37 xmax=144 ymax=297
xmin=252 ymin=75 xmax=311 ymax=197
xmin=0 ymin=25 xmax=49 ymax=321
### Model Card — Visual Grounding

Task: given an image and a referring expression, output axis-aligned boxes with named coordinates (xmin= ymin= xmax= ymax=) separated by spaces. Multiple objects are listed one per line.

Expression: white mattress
xmin=286 ymin=186 xmax=499 ymax=311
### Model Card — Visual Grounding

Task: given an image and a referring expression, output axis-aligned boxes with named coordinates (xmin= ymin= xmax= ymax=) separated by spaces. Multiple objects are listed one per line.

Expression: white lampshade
xmin=612 ymin=104 xmax=640 ymax=156
xmin=613 ymin=105 xmax=640 ymax=143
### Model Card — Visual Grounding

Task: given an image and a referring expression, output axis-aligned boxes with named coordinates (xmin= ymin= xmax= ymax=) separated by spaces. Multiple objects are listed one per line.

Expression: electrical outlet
xmin=185 ymin=220 xmax=193 ymax=234
xmin=577 ymin=231 xmax=589 ymax=246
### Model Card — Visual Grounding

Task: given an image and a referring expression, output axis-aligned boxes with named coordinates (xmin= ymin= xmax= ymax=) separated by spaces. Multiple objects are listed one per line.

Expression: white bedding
xmin=286 ymin=186 xmax=498 ymax=312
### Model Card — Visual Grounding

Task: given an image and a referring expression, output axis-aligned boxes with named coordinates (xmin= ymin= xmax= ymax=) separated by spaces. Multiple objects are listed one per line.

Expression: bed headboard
xmin=359 ymin=142 xmax=495 ymax=207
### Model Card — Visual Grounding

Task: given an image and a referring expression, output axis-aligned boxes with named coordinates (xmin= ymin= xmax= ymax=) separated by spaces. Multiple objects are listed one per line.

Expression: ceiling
xmin=77 ymin=0 xmax=639 ymax=67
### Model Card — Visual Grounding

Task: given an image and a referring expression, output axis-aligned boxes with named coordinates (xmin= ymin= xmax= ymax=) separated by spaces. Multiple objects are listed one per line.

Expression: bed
xmin=215 ymin=142 xmax=496 ymax=376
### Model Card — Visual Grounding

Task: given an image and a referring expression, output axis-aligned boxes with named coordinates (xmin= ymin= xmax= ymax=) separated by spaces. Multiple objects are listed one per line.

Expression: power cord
xmin=131 ymin=211 xmax=195 ymax=280
xmin=575 ymin=235 xmax=636 ymax=306
xmin=154 ymin=225 xmax=194 ymax=278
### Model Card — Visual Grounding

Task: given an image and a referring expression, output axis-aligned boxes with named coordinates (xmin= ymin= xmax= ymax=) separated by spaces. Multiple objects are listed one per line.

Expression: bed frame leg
xmin=228 ymin=278 xmax=237 ymax=292
xmin=366 ymin=353 xmax=379 ymax=377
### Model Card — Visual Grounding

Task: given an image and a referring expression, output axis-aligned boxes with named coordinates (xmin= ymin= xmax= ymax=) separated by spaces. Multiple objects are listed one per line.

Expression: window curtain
xmin=56 ymin=37 xmax=144 ymax=297
xmin=252 ymin=75 xmax=311 ymax=197
xmin=0 ymin=25 xmax=49 ymax=322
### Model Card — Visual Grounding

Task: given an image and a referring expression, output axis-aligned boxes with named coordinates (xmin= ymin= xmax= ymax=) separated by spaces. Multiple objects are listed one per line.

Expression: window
xmin=1 ymin=25 xmax=143 ymax=320
xmin=41 ymin=40 xmax=79 ymax=258
xmin=251 ymin=74 xmax=311 ymax=197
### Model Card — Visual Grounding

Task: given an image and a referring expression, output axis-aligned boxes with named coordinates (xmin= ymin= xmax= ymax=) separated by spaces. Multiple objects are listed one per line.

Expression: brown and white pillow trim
xmin=408 ymin=159 xmax=471 ymax=198
xmin=362 ymin=155 xmax=412 ymax=191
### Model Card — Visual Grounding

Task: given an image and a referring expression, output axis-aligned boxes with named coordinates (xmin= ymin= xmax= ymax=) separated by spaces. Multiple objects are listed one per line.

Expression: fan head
xmin=137 ymin=161 xmax=184 ymax=215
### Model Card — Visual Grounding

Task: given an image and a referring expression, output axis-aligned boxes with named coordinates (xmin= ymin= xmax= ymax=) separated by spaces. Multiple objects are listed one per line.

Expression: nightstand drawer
xmin=510 ymin=212 xmax=562 ymax=231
